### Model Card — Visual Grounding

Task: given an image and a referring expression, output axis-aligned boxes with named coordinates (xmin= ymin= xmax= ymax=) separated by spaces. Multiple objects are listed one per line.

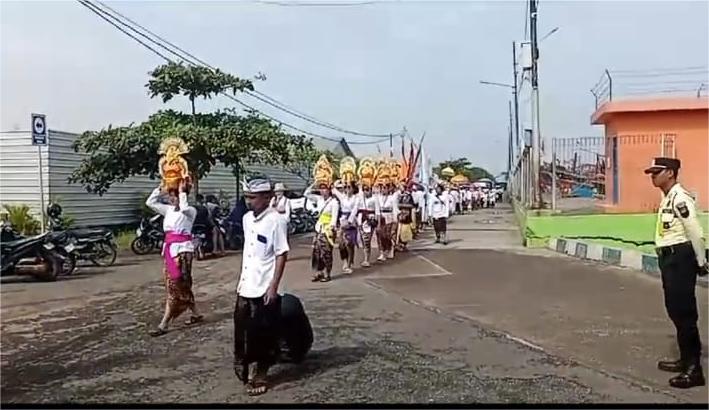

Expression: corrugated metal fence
xmin=0 ymin=130 xmax=309 ymax=227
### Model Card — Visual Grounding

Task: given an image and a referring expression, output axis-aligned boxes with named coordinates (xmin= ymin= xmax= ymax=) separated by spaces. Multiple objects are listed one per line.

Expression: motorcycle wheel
xmin=90 ymin=242 xmax=117 ymax=267
xmin=61 ymin=252 xmax=77 ymax=276
xmin=38 ymin=251 xmax=60 ymax=282
xmin=130 ymin=237 xmax=153 ymax=255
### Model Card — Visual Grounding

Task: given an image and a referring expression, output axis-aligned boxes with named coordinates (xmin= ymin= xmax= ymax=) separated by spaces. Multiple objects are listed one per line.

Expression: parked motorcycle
xmin=2 ymin=221 xmax=75 ymax=277
xmin=131 ymin=214 xmax=164 ymax=255
xmin=1 ymin=224 xmax=64 ymax=282
xmin=47 ymin=204 xmax=117 ymax=267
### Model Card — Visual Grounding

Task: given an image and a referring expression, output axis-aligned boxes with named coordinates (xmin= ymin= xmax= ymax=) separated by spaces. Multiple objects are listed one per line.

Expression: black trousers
xmin=233 ymin=295 xmax=281 ymax=383
xmin=658 ymin=242 xmax=702 ymax=365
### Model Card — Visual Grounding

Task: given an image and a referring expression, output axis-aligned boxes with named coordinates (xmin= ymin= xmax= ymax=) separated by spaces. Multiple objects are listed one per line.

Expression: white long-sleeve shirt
xmin=270 ymin=195 xmax=292 ymax=221
xmin=146 ymin=187 xmax=196 ymax=255
xmin=354 ymin=193 xmax=380 ymax=226
xmin=428 ymin=191 xmax=450 ymax=219
xmin=377 ymin=192 xmax=399 ymax=224
xmin=332 ymin=187 xmax=359 ymax=226
xmin=304 ymin=187 xmax=339 ymax=233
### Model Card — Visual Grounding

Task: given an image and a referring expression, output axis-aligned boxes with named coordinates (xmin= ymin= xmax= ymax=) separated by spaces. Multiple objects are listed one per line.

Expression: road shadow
xmin=269 ymin=345 xmax=367 ymax=389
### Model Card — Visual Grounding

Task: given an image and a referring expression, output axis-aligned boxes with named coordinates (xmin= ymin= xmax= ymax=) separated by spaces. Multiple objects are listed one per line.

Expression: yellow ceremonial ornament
xmin=158 ymin=137 xmax=190 ymax=192
xmin=441 ymin=167 xmax=455 ymax=178
xmin=451 ymin=174 xmax=469 ymax=185
xmin=339 ymin=156 xmax=357 ymax=185
xmin=313 ymin=154 xmax=334 ymax=187
xmin=357 ymin=157 xmax=377 ymax=188
xmin=375 ymin=159 xmax=391 ymax=186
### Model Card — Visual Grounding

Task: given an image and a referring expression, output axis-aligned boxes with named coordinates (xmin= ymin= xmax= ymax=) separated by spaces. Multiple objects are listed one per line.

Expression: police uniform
xmin=646 ymin=157 xmax=707 ymax=389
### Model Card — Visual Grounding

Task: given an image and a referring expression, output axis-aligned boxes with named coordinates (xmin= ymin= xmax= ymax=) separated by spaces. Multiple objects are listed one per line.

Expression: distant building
xmin=591 ymin=97 xmax=709 ymax=212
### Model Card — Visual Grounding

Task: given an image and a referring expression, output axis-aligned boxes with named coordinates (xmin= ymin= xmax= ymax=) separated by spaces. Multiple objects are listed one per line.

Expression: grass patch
xmin=115 ymin=229 xmax=136 ymax=252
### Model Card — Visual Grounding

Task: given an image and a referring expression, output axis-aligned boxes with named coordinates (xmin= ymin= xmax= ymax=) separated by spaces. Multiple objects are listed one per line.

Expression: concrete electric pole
xmin=529 ymin=0 xmax=542 ymax=208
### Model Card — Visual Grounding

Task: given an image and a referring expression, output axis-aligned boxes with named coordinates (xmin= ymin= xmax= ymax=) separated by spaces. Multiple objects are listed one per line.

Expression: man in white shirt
xmin=429 ymin=184 xmax=450 ymax=245
xmin=233 ymin=176 xmax=290 ymax=397
xmin=270 ymin=183 xmax=292 ymax=222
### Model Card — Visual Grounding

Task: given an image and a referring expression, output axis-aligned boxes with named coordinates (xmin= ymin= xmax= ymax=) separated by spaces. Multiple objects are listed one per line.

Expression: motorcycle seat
xmin=0 ymin=235 xmax=45 ymax=249
xmin=68 ymin=228 xmax=109 ymax=239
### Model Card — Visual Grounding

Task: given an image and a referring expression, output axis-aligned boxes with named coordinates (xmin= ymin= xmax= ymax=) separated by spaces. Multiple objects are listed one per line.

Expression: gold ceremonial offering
xmin=357 ymin=157 xmax=377 ymax=188
xmin=374 ymin=159 xmax=391 ymax=186
xmin=451 ymin=174 xmax=469 ymax=185
xmin=313 ymin=154 xmax=334 ymax=187
xmin=339 ymin=156 xmax=357 ymax=185
xmin=158 ymin=137 xmax=190 ymax=192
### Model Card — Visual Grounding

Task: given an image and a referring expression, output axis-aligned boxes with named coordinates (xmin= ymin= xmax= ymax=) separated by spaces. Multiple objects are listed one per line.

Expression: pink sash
xmin=164 ymin=231 xmax=192 ymax=281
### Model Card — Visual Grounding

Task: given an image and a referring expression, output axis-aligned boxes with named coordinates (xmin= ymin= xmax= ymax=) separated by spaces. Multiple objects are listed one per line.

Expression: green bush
xmin=2 ymin=204 xmax=41 ymax=236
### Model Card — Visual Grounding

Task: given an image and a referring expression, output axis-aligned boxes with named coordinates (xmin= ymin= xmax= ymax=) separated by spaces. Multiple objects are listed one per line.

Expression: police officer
xmin=646 ymin=157 xmax=708 ymax=389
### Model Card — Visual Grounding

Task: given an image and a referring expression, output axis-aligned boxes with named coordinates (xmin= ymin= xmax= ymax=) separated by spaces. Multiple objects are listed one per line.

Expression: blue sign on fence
xmin=31 ymin=113 xmax=47 ymax=146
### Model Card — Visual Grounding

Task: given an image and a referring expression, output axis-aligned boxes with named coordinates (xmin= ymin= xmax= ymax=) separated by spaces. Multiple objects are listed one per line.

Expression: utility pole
xmin=508 ymin=100 xmax=513 ymax=178
xmin=512 ymin=41 xmax=520 ymax=156
xmin=529 ymin=0 xmax=542 ymax=208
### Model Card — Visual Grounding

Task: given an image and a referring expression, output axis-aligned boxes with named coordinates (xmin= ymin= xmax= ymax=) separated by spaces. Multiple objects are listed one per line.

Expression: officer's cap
xmin=644 ymin=157 xmax=681 ymax=174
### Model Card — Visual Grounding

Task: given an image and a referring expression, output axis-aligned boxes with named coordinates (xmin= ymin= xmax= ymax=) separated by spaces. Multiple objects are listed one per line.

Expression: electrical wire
xmin=78 ymin=1 xmax=390 ymax=145
xmin=93 ymin=0 xmax=397 ymax=139
xmin=252 ymin=0 xmax=378 ymax=6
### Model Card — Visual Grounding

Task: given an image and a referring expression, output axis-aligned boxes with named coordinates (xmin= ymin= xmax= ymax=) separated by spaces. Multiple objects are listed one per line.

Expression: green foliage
xmin=69 ymin=109 xmax=321 ymax=195
xmin=2 ymin=204 xmax=41 ymax=236
xmin=147 ymin=62 xmax=253 ymax=115
xmin=433 ymin=157 xmax=494 ymax=182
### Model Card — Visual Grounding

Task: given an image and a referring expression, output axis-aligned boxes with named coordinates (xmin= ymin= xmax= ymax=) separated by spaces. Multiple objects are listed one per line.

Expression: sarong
xmin=163 ymin=253 xmax=195 ymax=321
xmin=376 ymin=216 xmax=392 ymax=251
xmin=388 ymin=222 xmax=397 ymax=246
xmin=233 ymin=295 xmax=282 ymax=384
xmin=433 ymin=217 xmax=447 ymax=235
xmin=338 ymin=224 xmax=358 ymax=261
xmin=311 ymin=232 xmax=333 ymax=272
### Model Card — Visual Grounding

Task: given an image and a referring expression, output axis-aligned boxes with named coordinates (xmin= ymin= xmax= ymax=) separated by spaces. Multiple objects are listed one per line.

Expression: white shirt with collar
xmin=655 ymin=183 xmax=706 ymax=266
xmin=238 ymin=207 xmax=290 ymax=299
xmin=146 ymin=187 xmax=196 ymax=256
xmin=304 ymin=187 xmax=340 ymax=233
xmin=429 ymin=191 xmax=450 ymax=219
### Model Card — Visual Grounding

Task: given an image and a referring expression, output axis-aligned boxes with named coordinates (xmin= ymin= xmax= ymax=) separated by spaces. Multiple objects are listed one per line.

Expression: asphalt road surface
xmin=1 ymin=204 xmax=707 ymax=404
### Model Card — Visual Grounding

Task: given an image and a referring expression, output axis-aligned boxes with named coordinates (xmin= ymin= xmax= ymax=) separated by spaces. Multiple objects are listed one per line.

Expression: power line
xmin=252 ymin=0 xmax=378 ymax=6
xmin=78 ymin=0 xmax=388 ymax=145
xmin=78 ymin=0 xmax=389 ymax=145
xmin=610 ymin=65 xmax=708 ymax=74
xmin=93 ymin=0 xmax=396 ymax=139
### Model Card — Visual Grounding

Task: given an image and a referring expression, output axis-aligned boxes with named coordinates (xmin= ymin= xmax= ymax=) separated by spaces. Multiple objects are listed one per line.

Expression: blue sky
xmin=2 ymin=0 xmax=708 ymax=175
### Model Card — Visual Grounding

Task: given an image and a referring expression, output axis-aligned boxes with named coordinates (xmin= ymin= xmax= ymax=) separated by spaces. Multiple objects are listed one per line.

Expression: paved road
xmin=1 ymin=204 xmax=707 ymax=404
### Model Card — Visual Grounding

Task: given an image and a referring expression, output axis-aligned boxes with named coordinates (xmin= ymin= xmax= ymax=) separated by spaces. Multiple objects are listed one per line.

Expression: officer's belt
xmin=656 ymin=241 xmax=692 ymax=257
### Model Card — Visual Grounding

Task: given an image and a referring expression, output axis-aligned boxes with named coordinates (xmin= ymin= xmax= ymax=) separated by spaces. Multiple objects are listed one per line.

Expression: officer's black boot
xmin=669 ymin=362 xmax=706 ymax=389
xmin=658 ymin=359 xmax=685 ymax=373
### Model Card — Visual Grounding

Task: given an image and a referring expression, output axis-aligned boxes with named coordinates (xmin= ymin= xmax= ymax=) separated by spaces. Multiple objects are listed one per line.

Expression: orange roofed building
xmin=591 ymin=97 xmax=709 ymax=213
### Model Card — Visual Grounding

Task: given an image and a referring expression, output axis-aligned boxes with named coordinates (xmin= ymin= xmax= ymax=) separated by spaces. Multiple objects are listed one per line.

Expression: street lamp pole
xmin=529 ymin=0 xmax=542 ymax=209
xmin=512 ymin=41 xmax=520 ymax=159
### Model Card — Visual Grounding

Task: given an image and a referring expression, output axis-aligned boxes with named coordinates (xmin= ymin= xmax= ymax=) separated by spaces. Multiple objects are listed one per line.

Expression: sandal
xmin=319 ymin=276 xmax=331 ymax=282
xmin=311 ymin=273 xmax=324 ymax=282
xmin=184 ymin=315 xmax=204 ymax=326
xmin=149 ymin=328 xmax=168 ymax=337
xmin=246 ymin=380 xmax=268 ymax=396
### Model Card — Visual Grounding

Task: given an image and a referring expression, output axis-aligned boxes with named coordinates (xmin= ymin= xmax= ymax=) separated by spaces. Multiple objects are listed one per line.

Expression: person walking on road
xmin=233 ymin=176 xmax=290 ymax=396
xmin=304 ymin=182 xmax=339 ymax=282
xmin=429 ymin=184 xmax=450 ymax=245
xmin=270 ymin=183 xmax=292 ymax=222
xmin=332 ymin=181 xmax=359 ymax=274
xmin=355 ymin=180 xmax=379 ymax=268
xmin=145 ymin=179 xmax=204 ymax=337
xmin=647 ymin=157 xmax=708 ymax=389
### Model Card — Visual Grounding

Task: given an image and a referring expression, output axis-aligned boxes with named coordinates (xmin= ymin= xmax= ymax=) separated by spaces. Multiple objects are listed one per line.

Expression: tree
xmin=433 ymin=157 xmax=494 ymax=182
xmin=69 ymin=109 xmax=321 ymax=195
xmin=70 ymin=62 xmax=322 ymax=196
xmin=147 ymin=62 xmax=253 ymax=121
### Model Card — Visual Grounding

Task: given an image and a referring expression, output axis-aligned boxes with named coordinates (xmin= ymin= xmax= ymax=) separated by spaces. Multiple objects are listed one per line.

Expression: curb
xmin=547 ymin=237 xmax=708 ymax=288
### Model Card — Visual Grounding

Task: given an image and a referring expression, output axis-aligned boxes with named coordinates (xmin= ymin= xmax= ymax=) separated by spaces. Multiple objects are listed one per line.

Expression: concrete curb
xmin=548 ymin=237 xmax=708 ymax=288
